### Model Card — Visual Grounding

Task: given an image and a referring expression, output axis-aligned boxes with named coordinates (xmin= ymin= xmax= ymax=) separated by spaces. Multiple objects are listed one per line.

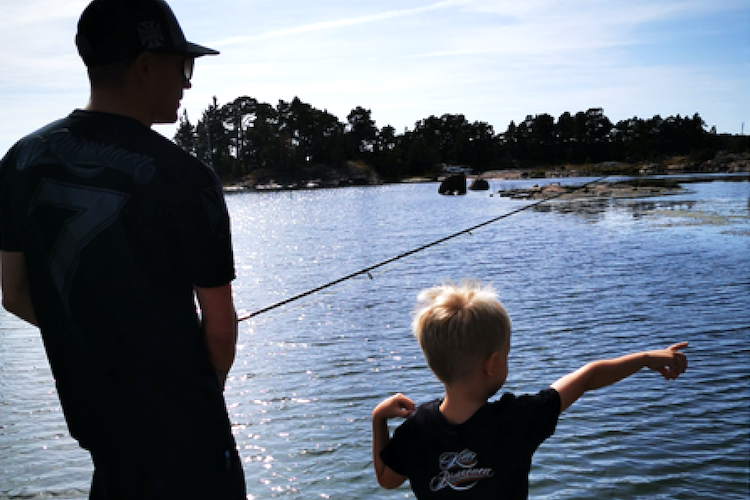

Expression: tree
xmin=411 ymin=114 xmax=475 ymax=166
xmin=514 ymin=115 xmax=534 ymax=161
xmin=175 ymin=94 xmax=723 ymax=182
xmin=372 ymin=125 xmax=402 ymax=180
xmin=218 ymin=96 xmax=263 ymax=176
xmin=309 ymin=107 xmax=345 ymax=166
xmin=174 ymin=110 xmax=196 ymax=156
xmin=403 ymin=132 xmax=440 ymax=176
xmin=463 ymin=121 xmax=497 ymax=171
xmin=195 ymin=96 xmax=231 ymax=177
xmin=498 ymin=120 xmax=517 ymax=166
xmin=243 ymin=101 xmax=279 ymax=172
xmin=557 ymin=112 xmax=576 ymax=162
xmin=530 ymin=113 xmax=555 ymax=162
xmin=583 ymin=108 xmax=613 ymax=162
xmin=346 ymin=106 xmax=378 ymax=159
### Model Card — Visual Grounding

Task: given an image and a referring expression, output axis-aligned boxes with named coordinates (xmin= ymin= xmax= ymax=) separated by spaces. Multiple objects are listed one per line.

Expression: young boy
xmin=371 ymin=280 xmax=688 ymax=499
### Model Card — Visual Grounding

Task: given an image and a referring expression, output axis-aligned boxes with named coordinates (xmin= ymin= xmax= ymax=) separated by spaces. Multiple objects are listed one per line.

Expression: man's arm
xmin=1 ymin=251 xmax=38 ymax=326
xmin=551 ymin=342 xmax=688 ymax=413
xmin=371 ymin=393 xmax=413 ymax=489
xmin=194 ymin=283 xmax=238 ymax=388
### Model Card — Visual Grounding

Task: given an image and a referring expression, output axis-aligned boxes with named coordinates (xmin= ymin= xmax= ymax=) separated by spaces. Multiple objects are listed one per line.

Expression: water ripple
xmin=2 ymin=179 xmax=748 ymax=498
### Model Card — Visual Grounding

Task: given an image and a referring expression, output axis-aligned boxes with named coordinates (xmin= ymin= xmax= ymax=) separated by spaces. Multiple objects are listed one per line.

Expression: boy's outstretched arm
xmin=372 ymin=393 xmax=413 ymax=489
xmin=551 ymin=342 xmax=688 ymax=413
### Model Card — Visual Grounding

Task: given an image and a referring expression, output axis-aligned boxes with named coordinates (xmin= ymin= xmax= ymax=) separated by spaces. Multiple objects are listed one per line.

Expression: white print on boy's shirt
xmin=429 ymin=449 xmax=495 ymax=492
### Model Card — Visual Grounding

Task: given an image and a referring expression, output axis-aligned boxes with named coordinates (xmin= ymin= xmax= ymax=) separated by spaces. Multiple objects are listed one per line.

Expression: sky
xmin=1 ymin=0 xmax=748 ymax=154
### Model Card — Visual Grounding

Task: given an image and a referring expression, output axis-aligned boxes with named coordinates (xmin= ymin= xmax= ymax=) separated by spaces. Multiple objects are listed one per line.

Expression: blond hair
xmin=412 ymin=280 xmax=511 ymax=385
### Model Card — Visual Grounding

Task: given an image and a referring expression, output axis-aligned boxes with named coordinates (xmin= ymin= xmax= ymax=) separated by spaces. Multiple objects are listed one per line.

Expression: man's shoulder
xmin=14 ymin=110 xmax=209 ymax=175
xmin=4 ymin=115 xmax=71 ymax=155
xmin=1 ymin=114 xmax=74 ymax=175
xmin=2 ymin=109 xmax=221 ymax=204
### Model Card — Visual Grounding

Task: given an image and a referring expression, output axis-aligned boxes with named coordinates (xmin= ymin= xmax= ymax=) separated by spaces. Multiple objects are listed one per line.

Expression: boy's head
xmin=412 ymin=280 xmax=511 ymax=386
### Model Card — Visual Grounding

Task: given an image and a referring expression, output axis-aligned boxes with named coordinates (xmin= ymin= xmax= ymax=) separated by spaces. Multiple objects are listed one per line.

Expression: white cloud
xmin=212 ymin=0 xmax=472 ymax=47
xmin=1 ymin=0 xmax=748 ymax=152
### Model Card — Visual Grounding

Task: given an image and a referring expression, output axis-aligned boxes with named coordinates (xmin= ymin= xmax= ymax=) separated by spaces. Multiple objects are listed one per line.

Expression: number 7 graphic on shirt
xmin=32 ymin=179 xmax=129 ymax=300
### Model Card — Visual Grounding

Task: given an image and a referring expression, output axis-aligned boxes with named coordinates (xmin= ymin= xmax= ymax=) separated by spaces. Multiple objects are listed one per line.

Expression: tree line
xmin=173 ymin=96 xmax=745 ymax=183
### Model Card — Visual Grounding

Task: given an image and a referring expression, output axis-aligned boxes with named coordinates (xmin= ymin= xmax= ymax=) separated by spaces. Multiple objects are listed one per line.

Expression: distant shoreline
xmin=223 ymin=154 xmax=749 ymax=193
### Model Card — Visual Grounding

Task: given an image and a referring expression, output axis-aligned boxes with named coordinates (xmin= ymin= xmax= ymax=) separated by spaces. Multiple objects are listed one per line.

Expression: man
xmin=0 ymin=0 xmax=245 ymax=498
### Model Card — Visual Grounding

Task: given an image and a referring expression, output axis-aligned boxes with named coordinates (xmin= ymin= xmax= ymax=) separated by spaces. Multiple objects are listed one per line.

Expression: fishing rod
xmin=237 ymin=175 xmax=610 ymax=322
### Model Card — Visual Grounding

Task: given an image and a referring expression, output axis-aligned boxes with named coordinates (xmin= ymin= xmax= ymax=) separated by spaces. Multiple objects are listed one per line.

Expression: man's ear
xmin=131 ymin=52 xmax=155 ymax=83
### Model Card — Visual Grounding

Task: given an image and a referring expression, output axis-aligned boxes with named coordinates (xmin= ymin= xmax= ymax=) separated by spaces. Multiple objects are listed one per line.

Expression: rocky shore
xmin=493 ymin=179 xmax=691 ymax=201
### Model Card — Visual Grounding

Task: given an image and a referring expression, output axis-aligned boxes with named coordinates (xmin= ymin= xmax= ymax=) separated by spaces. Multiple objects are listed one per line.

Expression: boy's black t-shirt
xmin=381 ymin=388 xmax=561 ymax=499
xmin=0 ymin=110 xmax=236 ymax=451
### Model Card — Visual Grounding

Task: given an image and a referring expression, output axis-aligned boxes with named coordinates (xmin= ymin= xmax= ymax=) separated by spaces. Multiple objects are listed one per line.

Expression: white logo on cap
xmin=138 ymin=20 xmax=165 ymax=49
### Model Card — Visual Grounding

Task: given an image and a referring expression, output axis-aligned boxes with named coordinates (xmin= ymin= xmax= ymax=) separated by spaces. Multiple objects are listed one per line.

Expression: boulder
xmin=469 ymin=178 xmax=489 ymax=191
xmin=439 ymin=174 xmax=467 ymax=195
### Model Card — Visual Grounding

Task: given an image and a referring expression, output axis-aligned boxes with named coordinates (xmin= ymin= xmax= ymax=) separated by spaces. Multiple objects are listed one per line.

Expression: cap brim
xmin=185 ymin=41 xmax=219 ymax=57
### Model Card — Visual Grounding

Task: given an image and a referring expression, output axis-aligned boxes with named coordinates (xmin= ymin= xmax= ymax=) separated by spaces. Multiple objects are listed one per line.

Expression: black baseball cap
xmin=75 ymin=0 xmax=219 ymax=67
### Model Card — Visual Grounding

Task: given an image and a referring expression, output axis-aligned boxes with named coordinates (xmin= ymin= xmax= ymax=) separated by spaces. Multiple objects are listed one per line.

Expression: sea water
xmin=1 ymin=175 xmax=748 ymax=499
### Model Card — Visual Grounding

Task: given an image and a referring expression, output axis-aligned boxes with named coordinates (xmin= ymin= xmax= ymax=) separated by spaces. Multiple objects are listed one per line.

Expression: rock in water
xmin=439 ymin=174 xmax=467 ymax=195
xmin=469 ymin=178 xmax=489 ymax=191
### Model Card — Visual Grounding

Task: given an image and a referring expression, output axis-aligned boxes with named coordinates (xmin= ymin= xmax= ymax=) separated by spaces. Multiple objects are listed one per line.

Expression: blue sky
xmin=1 ymin=0 xmax=748 ymax=154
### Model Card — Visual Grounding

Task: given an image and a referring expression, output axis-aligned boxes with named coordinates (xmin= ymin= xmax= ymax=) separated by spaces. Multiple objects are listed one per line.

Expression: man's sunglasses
xmin=182 ymin=57 xmax=195 ymax=84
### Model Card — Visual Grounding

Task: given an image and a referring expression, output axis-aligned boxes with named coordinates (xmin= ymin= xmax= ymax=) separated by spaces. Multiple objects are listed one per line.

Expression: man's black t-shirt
xmin=381 ymin=389 xmax=561 ymax=499
xmin=0 ymin=110 xmax=235 ymax=451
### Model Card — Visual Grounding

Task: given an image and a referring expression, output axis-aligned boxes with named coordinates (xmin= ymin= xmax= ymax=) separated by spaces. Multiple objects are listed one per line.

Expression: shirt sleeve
xmin=512 ymin=387 xmax=561 ymax=448
xmin=0 ymin=147 xmax=22 ymax=252
xmin=176 ymin=161 xmax=236 ymax=288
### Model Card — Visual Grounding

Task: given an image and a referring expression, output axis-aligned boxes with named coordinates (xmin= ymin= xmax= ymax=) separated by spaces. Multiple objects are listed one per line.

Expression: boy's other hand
xmin=373 ymin=393 xmax=415 ymax=421
xmin=645 ymin=342 xmax=689 ymax=380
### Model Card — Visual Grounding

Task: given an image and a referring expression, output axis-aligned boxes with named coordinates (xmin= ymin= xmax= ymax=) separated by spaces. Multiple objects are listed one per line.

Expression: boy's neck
xmin=439 ymin=385 xmax=490 ymax=425
xmin=439 ymin=351 xmax=507 ymax=425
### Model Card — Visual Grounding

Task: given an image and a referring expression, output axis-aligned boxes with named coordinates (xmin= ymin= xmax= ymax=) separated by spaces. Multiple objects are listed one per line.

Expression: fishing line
xmin=237 ymin=175 xmax=611 ymax=322
xmin=236 ymin=256 xmax=407 ymax=331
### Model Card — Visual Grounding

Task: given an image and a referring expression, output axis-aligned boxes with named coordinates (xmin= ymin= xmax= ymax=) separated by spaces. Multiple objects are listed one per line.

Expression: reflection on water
xmin=536 ymin=198 xmax=703 ymax=222
xmin=0 ymin=176 xmax=748 ymax=500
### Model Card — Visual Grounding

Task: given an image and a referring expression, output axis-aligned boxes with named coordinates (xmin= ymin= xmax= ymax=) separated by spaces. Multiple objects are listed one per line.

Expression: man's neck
xmin=85 ymin=91 xmax=152 ymax=127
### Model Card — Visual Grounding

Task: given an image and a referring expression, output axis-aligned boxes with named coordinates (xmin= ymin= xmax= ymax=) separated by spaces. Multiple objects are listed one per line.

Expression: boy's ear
xmin=483 ymin=351 xmax=501 ymax=376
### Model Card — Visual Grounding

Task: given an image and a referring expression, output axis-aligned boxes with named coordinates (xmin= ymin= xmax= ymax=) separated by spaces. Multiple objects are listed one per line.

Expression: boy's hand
xmin=645 ymin=341 xmax=689 ymax=380
xmin=373 ymin=393 xmax=415 ymax=421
